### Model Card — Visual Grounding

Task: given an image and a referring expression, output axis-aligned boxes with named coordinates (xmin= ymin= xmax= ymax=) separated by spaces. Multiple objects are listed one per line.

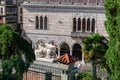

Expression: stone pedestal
xmin=33 ymin=60 xmax=69 ymax=70
xmin=35 ymin=58 xmax=55 ymax=62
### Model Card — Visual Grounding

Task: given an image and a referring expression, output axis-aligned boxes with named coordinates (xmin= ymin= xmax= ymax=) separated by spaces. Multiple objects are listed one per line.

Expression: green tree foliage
xmin=82 ymin=34 xmax=108 ymax=80
xmin=0 ymin=24 xmax=35 ymax=80
xmin=105 ymin=0 xmax=120 ymax=79
xmin=82 ymin=34 xmax=108 ymax=61
xmin=77 ymin=72 xmax=101 ymax=80
xmin=77 ymin=72 xmax=92 ymax=80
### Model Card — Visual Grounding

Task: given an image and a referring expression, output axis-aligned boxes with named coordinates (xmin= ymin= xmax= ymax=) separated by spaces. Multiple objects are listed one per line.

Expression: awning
xmin=56 ymin=53 xmax=79 ymax=64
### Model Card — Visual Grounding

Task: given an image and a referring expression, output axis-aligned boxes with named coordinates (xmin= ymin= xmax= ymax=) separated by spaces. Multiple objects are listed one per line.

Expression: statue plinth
xmin=33 ymin=60 xmax=69 ymax=70
xmin=36 ymin=58 xmax=55 ymax=62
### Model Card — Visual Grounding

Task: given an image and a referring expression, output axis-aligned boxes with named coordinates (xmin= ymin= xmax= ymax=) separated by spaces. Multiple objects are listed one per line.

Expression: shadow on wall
xmin=21 ymin=29 xmax=34 ymax=47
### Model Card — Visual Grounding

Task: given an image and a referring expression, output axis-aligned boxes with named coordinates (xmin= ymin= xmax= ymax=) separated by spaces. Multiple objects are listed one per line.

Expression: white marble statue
xmin=35 ymin=43 xmax=57 ymax=61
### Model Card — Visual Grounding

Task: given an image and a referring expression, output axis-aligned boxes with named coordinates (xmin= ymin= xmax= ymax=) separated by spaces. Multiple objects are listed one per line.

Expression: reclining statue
xmin=35 ymin=43 xmax=57 ymax=60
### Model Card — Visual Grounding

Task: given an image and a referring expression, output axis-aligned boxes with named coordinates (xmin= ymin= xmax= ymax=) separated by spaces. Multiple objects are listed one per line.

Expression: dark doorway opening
xmin=72 ymin=44 xmax=82 ymax=60
xmin=60 ymin=43 xmax=70 ymax=56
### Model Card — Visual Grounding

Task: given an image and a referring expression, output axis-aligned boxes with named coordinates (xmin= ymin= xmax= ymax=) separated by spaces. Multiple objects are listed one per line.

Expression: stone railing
xmin=71 ymin=31 xmax=93 ymax=38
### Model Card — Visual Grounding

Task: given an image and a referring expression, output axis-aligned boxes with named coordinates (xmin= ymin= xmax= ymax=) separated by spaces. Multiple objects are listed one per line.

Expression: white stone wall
xmin=23 ymin=8 xmax=73 ymax=35
xmin=22 ymin=6 xmax=107 ymax=57
xmin=23 ymin=8 xmax=85 ymax=46
xmin=96 ymin=13 xmax=108 ymax=37
xmin=0 ymin=6 xmax=5 ymax=15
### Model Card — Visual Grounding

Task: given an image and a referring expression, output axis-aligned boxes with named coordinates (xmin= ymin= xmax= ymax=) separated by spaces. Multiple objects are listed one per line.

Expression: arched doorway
xmin=72 ymin=43 xmax=82 ymax=60
xmin=60 ymin=43 xmax=70 ymax=56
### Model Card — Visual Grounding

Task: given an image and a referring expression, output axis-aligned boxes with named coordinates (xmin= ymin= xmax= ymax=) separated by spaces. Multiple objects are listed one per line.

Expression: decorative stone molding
xmin=71 ymin=32 xmax=93 ymax=38
xmin=21 ymin=3 xmax=105 ymax=12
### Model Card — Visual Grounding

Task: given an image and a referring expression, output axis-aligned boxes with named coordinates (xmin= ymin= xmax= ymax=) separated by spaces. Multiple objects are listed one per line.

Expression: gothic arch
xmin=48 ymin=40 xmax=59 ymax=47
xmin=36 ymin=39 xmax=45 ymax=48
xmin=72 ymin=43 xmax=82 ymax=60
xmin=60 ymin=42 xmax=70 ymax=56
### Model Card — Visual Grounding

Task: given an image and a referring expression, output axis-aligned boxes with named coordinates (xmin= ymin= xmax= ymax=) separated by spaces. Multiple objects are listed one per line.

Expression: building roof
xmin=27 ymin=0 xmax=104 ymax=5
xmin=56 ymin=53 xmax=79 ymax=64
xmin=22 ymin=0 xmax=105 ymax=11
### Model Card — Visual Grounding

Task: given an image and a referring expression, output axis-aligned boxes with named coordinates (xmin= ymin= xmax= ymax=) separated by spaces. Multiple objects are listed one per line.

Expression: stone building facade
xmin=0 ymin=0 xmax=25 ymax=32
xmin=0 ymin=1 xmax=6 ymax=25
xmin=21 ymin=0 xmax=107 ymax=61
xmin=0 ymin=5 xmax=5 ymax=25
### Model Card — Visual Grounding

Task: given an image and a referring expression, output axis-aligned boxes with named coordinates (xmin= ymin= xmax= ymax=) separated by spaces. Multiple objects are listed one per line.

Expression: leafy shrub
xmin=77 ymin=72 xmax=101 ymax=80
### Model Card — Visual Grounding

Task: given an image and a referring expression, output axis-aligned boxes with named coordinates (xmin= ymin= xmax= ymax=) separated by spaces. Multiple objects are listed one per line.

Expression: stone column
xmin=85 ymin=17 xmax=87 ymax=32
xmin=39 ymin=16 xmax=40 ymax=29
xmin=80 ymin=18 xmax=82 ymax=32
xmin=81 ymin=52 xmax=85 ymax=64
xmin=58 ymin=48 xmax=60 ymax=57
xmin=81 ymin=46 xmax=85 ymax=65
xmin=95 ymin=15 xmax=98 ymax=33
xmin=76 ymin=18 xmax=78 ymax=31
xmin=43 ymin=16 xmax=44 ymax=30
xmin=70 ymin=48 xmax=72 ymax=56
xmin=90 ymin=18 xmax=92 ymax=32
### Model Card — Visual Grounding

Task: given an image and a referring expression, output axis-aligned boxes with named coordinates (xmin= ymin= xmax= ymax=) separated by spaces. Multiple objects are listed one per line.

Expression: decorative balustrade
xmin=71 ymin=31 xmax=93 ymax=38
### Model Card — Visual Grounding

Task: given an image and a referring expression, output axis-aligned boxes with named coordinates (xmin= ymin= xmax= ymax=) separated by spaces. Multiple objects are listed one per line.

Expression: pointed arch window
xmin=87 ymin=18 xmax=90 ymax=31
xmin=91 ymin=18 xmax=95 ymax=32
xmin=40 ymin=16 xmax=43 ymax=29
xmin=44 ymin=16 xmax=47 ymax=30
xmin=82 ymin=18 xmax=86 ymax=32
xmin=35 ymin=15 xmax=48 ymax=30
xmin=78 ymin=18 xmax=81 ymax=31
xmin=35 ymin=16 xmax=39 ymax=29
xmin=73 ymin=18 xmax=76 ymax=32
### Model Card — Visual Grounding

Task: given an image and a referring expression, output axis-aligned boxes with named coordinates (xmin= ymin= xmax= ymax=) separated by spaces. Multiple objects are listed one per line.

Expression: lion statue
xmin=35 ymin=43 xmax=57 ymax=60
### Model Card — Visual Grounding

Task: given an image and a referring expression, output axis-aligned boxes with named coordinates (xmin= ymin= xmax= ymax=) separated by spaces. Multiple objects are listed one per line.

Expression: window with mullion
xmin=73 ymin=18 xmax=76 ymax=32
xmin=40 ymin=16 xmax=43 ymax=30
xmin=44 ymin=16 xmax=47 ymax=30
xmin=82 ymin=18 xmax=86 ymax=32
xmin=87 ymin=18 xmax=90 ymax=31
xmin=78 ymin=18 xmax=81 ymax=31
xmin=91 ymin=18 xmax=95 ymax=32
xmin=35 ymin=16 xmax=39 ymax=29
